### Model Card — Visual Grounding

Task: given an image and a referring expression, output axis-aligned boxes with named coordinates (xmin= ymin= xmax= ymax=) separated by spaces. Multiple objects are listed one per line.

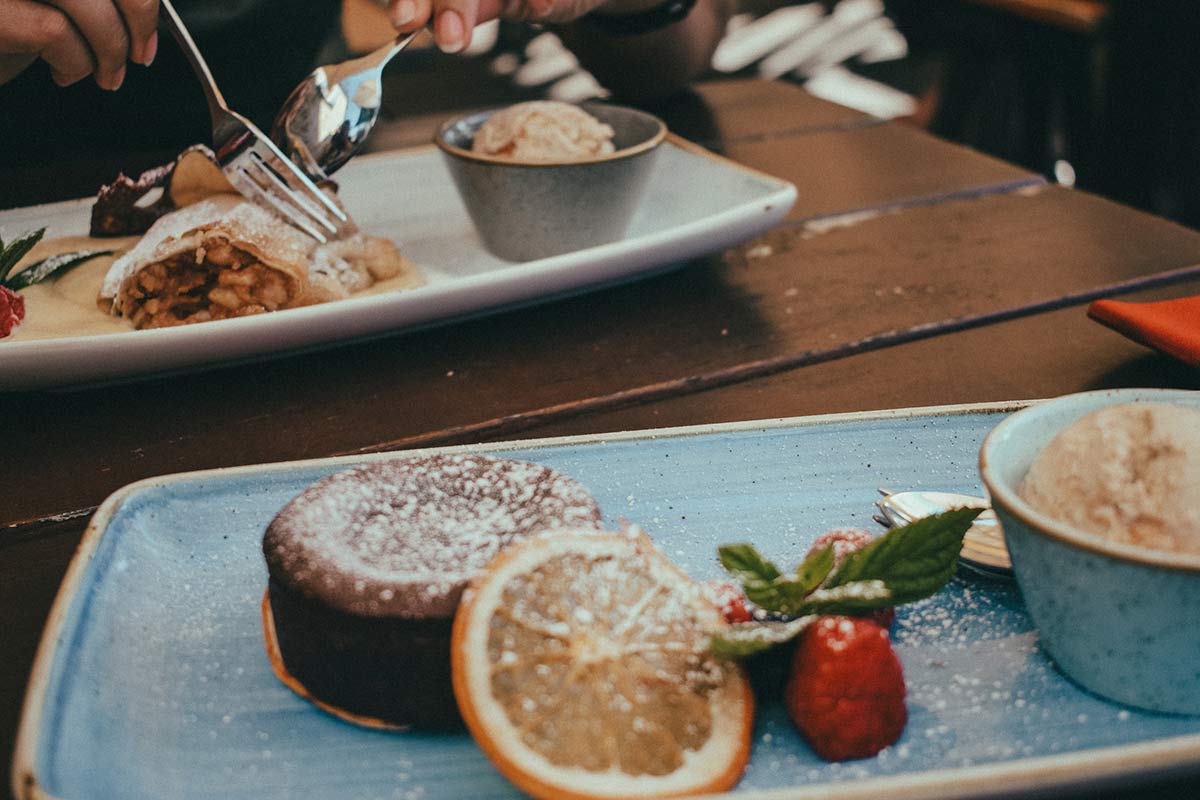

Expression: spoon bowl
xmin=272 ymin=31 xmax=421 ymax=180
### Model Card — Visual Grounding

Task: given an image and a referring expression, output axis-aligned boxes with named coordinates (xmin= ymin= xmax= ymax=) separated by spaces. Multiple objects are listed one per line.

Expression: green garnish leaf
xmin=0 ymin=228 xmax=47 ymax=283
xmin=719 ymin=544 xmax=787 ymax=609
xmin=719 ymin=544 xmax=782 ymax=582
xmin=789 ymin=580 xmax=892 ymax=615
xmin=827 ymin=507 xmax=983 ymax=604
xmin=3 ymin=249 xmax=114 ymax=291
xmin=793 ymin=543 xmax=836 ymax=595
xmin=714 ymin=508 xmax=984 ymax=659
xmin=719 ymin=543 xmax=836 ymax=615
xmin=710 ymin=616 xmax=816 ymax=659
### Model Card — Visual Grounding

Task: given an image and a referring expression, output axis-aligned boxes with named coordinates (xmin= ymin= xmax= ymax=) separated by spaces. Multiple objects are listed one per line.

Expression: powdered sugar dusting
xmin=263 ymin=455 xmax=601 ymax=618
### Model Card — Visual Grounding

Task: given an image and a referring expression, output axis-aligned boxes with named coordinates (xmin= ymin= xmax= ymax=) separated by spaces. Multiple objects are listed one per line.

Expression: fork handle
xmin=159 ymin=0 xmax=229 ymax=123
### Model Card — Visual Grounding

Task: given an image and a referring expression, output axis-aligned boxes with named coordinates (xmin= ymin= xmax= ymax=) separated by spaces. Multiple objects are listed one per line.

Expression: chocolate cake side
xmin=260 ymin=454 xmax=603 ymax=728
xmin=264 ymin=578 xmax=458 ymax=728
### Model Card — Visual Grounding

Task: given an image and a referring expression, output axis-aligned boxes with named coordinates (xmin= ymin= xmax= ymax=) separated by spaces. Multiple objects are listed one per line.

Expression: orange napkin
xmin=1088 ymin=295 xmax=1200 ymax=368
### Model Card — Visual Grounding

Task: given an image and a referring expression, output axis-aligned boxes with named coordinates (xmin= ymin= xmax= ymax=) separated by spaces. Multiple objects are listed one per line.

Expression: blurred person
xmin=0 ymin=0 xmax=728 ymax=195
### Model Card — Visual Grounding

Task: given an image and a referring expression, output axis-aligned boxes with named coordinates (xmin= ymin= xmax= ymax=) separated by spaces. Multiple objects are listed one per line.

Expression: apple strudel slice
xmin=99 ymin=194 xmax=415 ymax=329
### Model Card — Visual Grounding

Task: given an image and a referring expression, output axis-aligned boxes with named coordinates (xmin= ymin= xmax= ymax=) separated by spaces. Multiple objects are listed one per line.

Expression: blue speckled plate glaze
xmin=14 ymin=404 xmax=1200 ymax=800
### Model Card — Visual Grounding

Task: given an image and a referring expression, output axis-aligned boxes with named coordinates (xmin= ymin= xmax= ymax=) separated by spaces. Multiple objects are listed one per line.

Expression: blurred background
xmin=2 ymin=0 xmax=1192 ymax=233
xmin=343 ymin=0 xmax=1199 ymax=231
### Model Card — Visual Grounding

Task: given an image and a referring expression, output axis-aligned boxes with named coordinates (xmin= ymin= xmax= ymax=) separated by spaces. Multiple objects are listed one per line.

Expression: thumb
xmin=475 ymin=0 xmax=504 ymax=21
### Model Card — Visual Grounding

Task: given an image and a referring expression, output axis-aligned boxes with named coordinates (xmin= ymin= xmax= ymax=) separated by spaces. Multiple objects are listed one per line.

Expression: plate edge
xmin=10 ymin=480 xmax=142 ymax=800
xmin=13 ymin=398 xmax=1038 ymax=798
xmin=693 ymin=734 xmax=1200 ymax=799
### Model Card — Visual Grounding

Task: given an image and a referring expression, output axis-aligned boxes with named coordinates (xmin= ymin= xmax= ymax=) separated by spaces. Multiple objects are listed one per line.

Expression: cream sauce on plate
xmin=7 ymin=236 xmax=137 ymax=341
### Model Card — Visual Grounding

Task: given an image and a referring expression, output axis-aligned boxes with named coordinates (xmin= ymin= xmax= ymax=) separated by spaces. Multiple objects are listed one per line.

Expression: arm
xmin=557 ymin=0 xmax=732 ymax=102
xmin=388 ymin=0 xmax=729 ymax=99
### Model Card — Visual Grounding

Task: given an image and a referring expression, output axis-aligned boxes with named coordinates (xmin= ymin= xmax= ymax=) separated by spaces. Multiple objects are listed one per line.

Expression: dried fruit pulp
xmin=452 ymin=531 xmax=753 ymax=800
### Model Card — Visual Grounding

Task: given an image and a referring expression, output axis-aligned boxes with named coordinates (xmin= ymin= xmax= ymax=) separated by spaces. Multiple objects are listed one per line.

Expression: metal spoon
xmin=874 ymin=488 xmax=1013 ymax=579
xmin=271 ymin=31 xmax=421 ymax=181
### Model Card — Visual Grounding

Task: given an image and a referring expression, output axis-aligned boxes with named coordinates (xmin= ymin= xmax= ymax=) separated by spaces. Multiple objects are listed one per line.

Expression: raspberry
xmin=701 ymin=579 xmax=754 ymax=624
xmin=785 ymin=616 xmax=907 ymax=761
xmin=806 ymin=528 xmax=895 ymax=628
xmin=807 ymin=528 xmax=876 ymax=568
xmin=0 ymin=286 xmax=25 ymax=338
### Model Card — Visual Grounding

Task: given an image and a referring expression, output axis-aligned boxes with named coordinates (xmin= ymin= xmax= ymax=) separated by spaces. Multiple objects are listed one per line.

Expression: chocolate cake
xmin=261 ymin=454 xmax=603 ymax=728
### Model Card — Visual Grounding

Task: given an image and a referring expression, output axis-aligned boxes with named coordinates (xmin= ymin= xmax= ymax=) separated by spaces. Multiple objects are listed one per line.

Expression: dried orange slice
xmin=451 ymin=529 xmax=754 ymax=800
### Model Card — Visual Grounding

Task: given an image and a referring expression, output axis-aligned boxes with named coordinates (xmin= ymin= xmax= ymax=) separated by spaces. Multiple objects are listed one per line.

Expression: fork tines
xmin=158 ymin=0 xmax=353 ymax=244
xmin=229 ymin=142 xmax=350 ymax=244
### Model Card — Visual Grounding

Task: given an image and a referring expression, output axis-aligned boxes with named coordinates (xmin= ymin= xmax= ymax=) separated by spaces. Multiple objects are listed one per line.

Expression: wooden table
xmin=3 ymin=78 xmax=1199 ymax=799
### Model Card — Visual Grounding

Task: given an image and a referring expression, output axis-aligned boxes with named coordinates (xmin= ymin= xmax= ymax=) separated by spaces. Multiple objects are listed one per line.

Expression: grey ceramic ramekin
xmin=434 ymin=102 xmax=666 ymax=262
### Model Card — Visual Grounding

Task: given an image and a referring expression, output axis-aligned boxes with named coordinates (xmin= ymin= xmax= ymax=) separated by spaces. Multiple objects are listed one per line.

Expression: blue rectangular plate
xmin=14 ymin=404 xmax=1200 ymax=799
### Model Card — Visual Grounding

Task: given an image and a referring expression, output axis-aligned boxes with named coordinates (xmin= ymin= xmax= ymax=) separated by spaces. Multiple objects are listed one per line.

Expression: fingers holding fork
xmin=0 ymin=0 xmax=159 ymax=90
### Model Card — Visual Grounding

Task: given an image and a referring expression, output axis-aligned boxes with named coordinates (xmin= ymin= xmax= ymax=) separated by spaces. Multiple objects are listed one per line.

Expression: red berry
xmin=0 ymin=286 xmax=25 ymax=338
xmin=868 ymin=606 xmax=896 ymax=629
xmin=806 ymin=528 xmax=895 ymax=628
xmin=807 ymin=528 xmax=876 ymax=568
xmin=785 ymin=616 xmax=907 ymax=761
xmin=701 ymin=579 xmax=754 ymax=624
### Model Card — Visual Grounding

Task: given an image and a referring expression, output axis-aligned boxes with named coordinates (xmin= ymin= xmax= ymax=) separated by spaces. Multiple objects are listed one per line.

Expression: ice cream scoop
xmin=471 ymin=101 xmax=616 ymax=163
xmin=1019 ymin=402 xmax=1200 ymax=555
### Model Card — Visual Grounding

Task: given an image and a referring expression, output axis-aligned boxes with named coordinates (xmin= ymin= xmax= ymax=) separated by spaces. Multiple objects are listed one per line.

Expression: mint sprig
xmin=826 ymin=508 xmax=981 ymax=603
xmin=712 ymin=507 xmax=982 ymax=658
xmin=3 ymin=249 xmax=114 ymax=291
xmin=0 ymin=228 xmax=46 ymax=283
xmin=718 ymin=543 xmax=834 ymax=614
xmin=0 ymin=227 xmax=113 ymax=291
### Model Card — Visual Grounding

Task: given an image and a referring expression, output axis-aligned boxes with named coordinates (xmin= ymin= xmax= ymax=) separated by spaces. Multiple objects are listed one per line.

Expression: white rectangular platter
xmin=0 ymin=137 xmax=795 ymax=390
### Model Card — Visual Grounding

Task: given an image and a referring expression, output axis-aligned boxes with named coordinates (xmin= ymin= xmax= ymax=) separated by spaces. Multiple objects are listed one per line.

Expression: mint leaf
xmin=719 ymin=544 xmax=781 ymax=582
xmin=3 ymin=249 xmax=114 ymax=291
xmin=720 ymin=543 xmax=837 ymax=614
xmin=827 ymin=507 xmax=983 ymax=603
xmin=710 ymin=616 xmax=816 ymax=659
xmin=0 ymin=228 xmax=46 ymax=283
xmin=793 ymin=543 xmax=835 ymax=595
xmin=791 ymin=580 xmax=892 ymax=615
xmin=718 ymin=543 xmax=789 ymax=609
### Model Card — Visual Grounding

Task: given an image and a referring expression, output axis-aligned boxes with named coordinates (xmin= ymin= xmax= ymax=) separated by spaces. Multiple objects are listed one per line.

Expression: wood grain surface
xmin=2 ymin=78 xmax=1198 ymax=800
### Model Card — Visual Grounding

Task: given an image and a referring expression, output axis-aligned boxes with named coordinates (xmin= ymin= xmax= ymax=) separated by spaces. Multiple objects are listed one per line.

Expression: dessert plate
xmin=0 ymin=136 xmax=795 ymax=391
xmin=14 ymin=403 xmax=1200 ymax=799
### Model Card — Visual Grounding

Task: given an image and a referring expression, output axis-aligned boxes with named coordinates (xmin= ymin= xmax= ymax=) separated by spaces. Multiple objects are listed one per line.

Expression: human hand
xmin=0 ymin=0 xmax=159 ymax=89
xmin=385 ymin=0 xmax=659 ymax=53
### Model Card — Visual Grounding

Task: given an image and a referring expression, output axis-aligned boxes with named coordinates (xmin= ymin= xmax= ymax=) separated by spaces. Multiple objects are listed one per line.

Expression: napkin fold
xmin=1088 ymin=295 xmax=1200 ymax=368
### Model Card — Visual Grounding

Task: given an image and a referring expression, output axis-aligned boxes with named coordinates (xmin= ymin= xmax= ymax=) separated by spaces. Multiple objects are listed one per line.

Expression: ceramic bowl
xmin=980 ymin=388 xmax=1200 ymax=714
xmin=434 ymin=102 xmax=667 ymax=262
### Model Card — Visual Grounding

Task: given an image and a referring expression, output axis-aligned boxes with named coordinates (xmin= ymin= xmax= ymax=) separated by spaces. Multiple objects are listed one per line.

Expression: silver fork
xmin=159 ymin=0 xmax=352 ymax=243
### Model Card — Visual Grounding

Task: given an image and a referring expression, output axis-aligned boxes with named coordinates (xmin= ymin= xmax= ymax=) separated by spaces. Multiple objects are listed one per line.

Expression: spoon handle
xmin=326 ymin=31 xmax=422 ymax=83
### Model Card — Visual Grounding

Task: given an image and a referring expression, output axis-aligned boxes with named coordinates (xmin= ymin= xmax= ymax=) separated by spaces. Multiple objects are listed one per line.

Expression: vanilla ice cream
xmin=472 ymin=101 xmax=615 ymax=163
xmin=1019 ymin=402 xmax=1200 ymax=555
